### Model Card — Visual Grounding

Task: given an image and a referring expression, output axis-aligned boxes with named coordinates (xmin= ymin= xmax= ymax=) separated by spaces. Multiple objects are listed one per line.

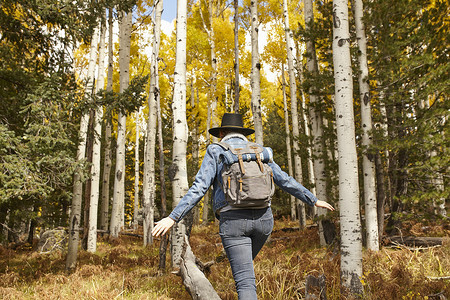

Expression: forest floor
xmin=0 ymin=217 xmax=449 ymax=299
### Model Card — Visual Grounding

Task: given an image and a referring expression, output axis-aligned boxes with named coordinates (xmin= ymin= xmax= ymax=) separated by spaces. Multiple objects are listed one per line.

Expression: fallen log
xmin=180 ymin=235 xmax=221 ymax=300
xmin=386 ymin=236 xmax=443 ymax=248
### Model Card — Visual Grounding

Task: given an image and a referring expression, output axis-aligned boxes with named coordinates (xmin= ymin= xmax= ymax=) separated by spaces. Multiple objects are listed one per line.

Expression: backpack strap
xmin=214 ymin=141 xmax=273 ymax=165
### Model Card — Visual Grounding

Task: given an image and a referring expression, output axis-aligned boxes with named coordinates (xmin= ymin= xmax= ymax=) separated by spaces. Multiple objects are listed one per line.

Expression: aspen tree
xmin=143 ymin=0 xmax=163 ymax=246
xmin=99 ymin=8 xmax=114 ymax=232
xmin=190 ymin=79 xmax=200 ymax=225
xmin=281 ymin=64 xmax=296 ymax=220
xmin=295 ymin=41 xmax=317 ymax=217
xmin=303 ymin=0 xmax=328 ymax=245
xmin=332 ymin=0 xmax=363 ymax=294
xmin=66 ymin=23 xmax=100 ymax=271
xmin=134 ymin=110 xmax=140 ymax=230
xmin=233 ymin=0 xmax=240 ymax=112
xmin=200 ymin=0 xmax=219 ymax=143
xmin=87 ymin=14 xmax=107 ymax=252
xmin=110 ymin=11 xmax=132 ymax=237
xmin=203 ymin=100 xmax=211 ymax=225
xmin=250 ymin=0 xmax=263 ymax=144
xmin=283 ymin=0 xmax=306 ymax=227
xmin=353 ymin=0 xmax=379 ymax=251
xmin=171 ymin=0 xmax=190 ymax=268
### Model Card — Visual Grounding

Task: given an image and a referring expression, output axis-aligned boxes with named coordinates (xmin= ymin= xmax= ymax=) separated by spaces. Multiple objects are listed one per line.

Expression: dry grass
xmin=0 ymin=219 xmax=449 ymax=299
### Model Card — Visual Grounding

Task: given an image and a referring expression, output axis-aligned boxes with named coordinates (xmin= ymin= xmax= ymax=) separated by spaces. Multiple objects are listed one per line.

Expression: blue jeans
xmin=219 ymin=207 xmax=274 ymax=300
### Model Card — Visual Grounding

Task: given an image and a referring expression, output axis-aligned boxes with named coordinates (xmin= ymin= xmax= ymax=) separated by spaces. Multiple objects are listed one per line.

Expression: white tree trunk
xmin=303 ymin=0 xmax=328 ymax=245
xmin=200 ymin=0 xmax=219 ymax=144
xmin=143 ymin=0 xmax=163 ymax=246
xmin=87 ymin=15 xmax=107 ymax=253
xmin=111 ymin=11 xmax=131 ymax=237
xmin=66 ymin=24 xmax=100 ymax=270
xmin=190 ymin=79 xmax=200 ymax=225
xmin=283 ymin=0 xmax=306 ymax=227
xmin=171 ymin=0 xmax=190 ymax=268
xmin=281 ymin=65 xmax=296 ymax=221
xmin=134 ymin=109 xmax=140 ymax=230
xmin=99 ymin=8 xmax=114 ymax=232
xmin=202 ymin=103 xmax=212 ymax=225
xmin=233 ymin=0 xmax=240 ymax=113
xmin=353 ymin=0 xmax=379 ymax=251
xmin=157 ymin=87 xmax=167 ymax=217
xmin=250 ymin=0 xmax=263 ymax=145
xmin=332 ymin=0 xmax=363 ymax=294
xmin=295 ymin=42 xmax=317 ymax=217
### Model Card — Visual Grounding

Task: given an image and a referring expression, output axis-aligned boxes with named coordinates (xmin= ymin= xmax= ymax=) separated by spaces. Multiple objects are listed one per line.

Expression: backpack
xmin=215 ymin=141 xmax=275 ymax=208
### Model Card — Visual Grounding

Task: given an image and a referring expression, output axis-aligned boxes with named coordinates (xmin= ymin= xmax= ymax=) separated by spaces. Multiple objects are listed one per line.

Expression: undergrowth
xmin=0 ymin=218 xmax=448 ymax=299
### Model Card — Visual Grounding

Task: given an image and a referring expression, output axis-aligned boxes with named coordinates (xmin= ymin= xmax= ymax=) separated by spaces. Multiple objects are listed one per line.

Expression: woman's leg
xmin=250 ymin=207 xmax=273 ymax=259
xmin=221 ymin=234 xmax=257 ymax=299
xmin=219 ymin=207 xmax=274 ymax=300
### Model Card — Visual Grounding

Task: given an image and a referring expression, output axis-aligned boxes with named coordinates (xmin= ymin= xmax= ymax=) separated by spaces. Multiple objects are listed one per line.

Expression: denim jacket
xmin=168 ymin=133 xmax=318 ymax=222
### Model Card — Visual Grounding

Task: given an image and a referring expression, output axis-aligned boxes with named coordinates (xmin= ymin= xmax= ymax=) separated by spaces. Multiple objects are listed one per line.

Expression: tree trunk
xmin=82 ymin=109 xmax=95 ymax=250
xmin=157 ymin=88 xmax=167 ymax=217
xmin=87 ymin=14 xmax=107 ymax=252
xmin=332 ymin=0 xmax=363 ymax=295
xmin=283 ymin=0 xmax=305 ymax=228
xmin=190 ymin=79 xmax=200 ymax=225
xmin=281 ymin=64 xmax=296 ymax=221
xmin=111 ymin=11 xmax=131 ymax=237
xmin=375 ymin=153 xmax=386 ymax=242
xmin=157 ymin=41 xmax=168 ymax=270
xmin=200 ymin=0 xmax=219 ymax=145
xmin=171 ymin=0 xmax=190 ymax=269
xmin=304 ymin=0 xmax=328 ymax=245
xmin=66 ymin=23 xmax=100 ymax=271
xmin=134 ymin=110 xmax=140 ymax=230
xmin=250 ymin=0 xmax=263 ymax=145
xmin=353 ymin=0 xmax=379 ymax=251
xmin=180 ymin=236 xmax=221 ymax=300
xmin=202 ymin=100 xmax=212 ymax=225
xmin=233 ymin=0 xmax=240 ymax=113
xmin=99 ymin=8 xmax=114 ymax=232
xmin=295 ymin=41 xmax=317 ymax=217
xmin=378 ymin=97 xmax=392 ymax=211
xmin=143 ymin=0 xmax=163 ymax=246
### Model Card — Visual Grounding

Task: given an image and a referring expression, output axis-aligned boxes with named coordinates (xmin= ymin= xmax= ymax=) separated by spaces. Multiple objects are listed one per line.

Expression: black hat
xmin=209 ymin=113 xmax=255 ymax=138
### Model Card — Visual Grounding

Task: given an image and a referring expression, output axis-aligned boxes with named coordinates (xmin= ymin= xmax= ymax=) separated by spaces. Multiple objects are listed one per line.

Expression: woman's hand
xmin=152 ymin=217 xmax=175 ymax=237
xmin=315 ymin=200 xmax=335 ymax=211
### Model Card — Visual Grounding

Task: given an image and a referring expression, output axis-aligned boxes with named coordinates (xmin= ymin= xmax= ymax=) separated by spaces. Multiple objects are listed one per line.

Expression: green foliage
xmin=98 ymin=74 xmax=150 ymax=120
xmin=0 ymin=73 xmax=81 ymax=237
xmin=366 ymin=0 xmax=449 ymax=211
xmin=0 ymin=0 xmax=111 ymax=240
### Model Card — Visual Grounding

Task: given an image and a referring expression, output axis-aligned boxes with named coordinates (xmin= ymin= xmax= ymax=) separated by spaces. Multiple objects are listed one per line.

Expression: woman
xmin=152 ymin=113 xmax=334 ymax=299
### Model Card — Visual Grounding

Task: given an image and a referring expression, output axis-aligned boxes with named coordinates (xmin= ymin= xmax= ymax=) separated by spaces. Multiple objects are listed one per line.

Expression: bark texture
xmin=87 ymin=15 xmax=107 ymax=252
xmin=332 ymin=0 xmax=363 ymax=294
xmin=111 ymin=11 xmax=132 ymax=237
xmin=99 ymin=8 xmax=114 ymax=232
xmin=66 ymin=23 xmax=100 ymax=270
xmin=353 ymin=0 xmax=379 ymax=251
xmin=180 ymin=236 xmax=221 ymax=300
xmin=171 ymin=0 xmax=190 ymax=268
xmin=250 ymin=0 xmax=263 ymax=144
xmin=143 ymin=0 xmax=163 ymax=246
xmin=304 ymin=0 xmax=328 ymax=244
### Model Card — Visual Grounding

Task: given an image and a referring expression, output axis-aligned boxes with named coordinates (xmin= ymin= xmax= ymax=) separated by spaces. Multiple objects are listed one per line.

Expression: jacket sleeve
xmin=168 ymin=145 xmax=219 ymax=222
xmin=269 ymin=161 xmax=318 ymax=207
